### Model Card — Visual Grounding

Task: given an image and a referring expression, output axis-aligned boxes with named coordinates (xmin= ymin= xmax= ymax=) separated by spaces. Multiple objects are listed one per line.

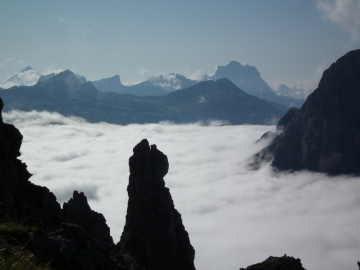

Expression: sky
xmin=1 ymin=0 xmax=360 ymax=90
xmin=3 ymin=110 xmax=360 ymax=270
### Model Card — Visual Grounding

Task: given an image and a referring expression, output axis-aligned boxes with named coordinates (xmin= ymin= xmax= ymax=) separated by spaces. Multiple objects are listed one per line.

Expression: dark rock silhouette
xmin=276 ymin=107 xmax=300 ymax=131
xmin=240 ymin=255 xmax=306 ymax=270
xmin=31 ymin=223 xmax=125 ymax=270
xmin=117 ymin=139 xmax=196 ymax=270
xmin=63 ymin=190 xmax=114 ymax=245
xmin=253 ymin=50 xmax=360 ymax=175
xmin=0 ymin=97 xmax=61 ymax=225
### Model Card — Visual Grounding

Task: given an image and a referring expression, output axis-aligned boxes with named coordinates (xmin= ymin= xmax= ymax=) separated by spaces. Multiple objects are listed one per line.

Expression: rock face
xmin=63 ymin=191 xmax=114 ymax=245
xmin=254 ymin=50 xmax=360 ymax=175
xmin=0 ymin=97 xmax=61 ymax=225
xmin=117 ymin=139 xmax=196 ymax=270
xmin=240 ymin=255 xmax=306 ymax=270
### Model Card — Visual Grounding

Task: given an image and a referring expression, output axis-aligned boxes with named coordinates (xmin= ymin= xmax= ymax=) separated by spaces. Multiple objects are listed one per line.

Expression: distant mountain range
xmin=91 ymin=73 xmax=198 ymax=96
xmin=0 ymin=70 xmax=285 ymax=125
xmin=0 ymin=62 xmax=305 ymax=108
xmin=0 ymin=66 xmax=40 ymax=89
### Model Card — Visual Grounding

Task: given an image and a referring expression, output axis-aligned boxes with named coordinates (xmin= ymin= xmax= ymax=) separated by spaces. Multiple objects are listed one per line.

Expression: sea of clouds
xmin=3 ymin=110 xmax=360 ymax=270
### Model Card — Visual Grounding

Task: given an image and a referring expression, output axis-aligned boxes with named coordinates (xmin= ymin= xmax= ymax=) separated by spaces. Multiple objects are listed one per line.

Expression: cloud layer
xmin=318 ymin=0 xmax=360 ymax=42
xmin=3 ymin=110 xmax=360 ymax=270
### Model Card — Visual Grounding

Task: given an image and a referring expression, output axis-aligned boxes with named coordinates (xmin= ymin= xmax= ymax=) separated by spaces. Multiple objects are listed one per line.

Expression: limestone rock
xmin=117 ymin=139 xmax=196 ymax=270
xmin=62 ymin=191 xmax=114 ymax=245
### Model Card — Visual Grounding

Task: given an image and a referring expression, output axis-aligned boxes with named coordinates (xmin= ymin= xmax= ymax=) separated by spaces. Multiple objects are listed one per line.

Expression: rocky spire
xmin=117 ymin=139 xmax=196 ymax=270
xmin=62 ymin=190 xmax=114 ymax=245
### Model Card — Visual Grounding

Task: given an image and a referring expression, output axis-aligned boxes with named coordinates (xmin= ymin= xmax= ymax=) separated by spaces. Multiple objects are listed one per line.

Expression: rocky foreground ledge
xmin=0 ymin=96 xmax=310 ymax=269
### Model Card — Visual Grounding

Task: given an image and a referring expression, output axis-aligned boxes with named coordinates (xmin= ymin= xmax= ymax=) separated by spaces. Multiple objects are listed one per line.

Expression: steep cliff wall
xmin=254 ymin=50 xmax=360 ymax=175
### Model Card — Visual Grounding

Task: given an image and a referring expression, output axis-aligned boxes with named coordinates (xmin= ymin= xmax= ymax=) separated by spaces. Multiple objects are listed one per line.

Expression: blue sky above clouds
xmin=1 ymin=0 xmax=359 ymax=89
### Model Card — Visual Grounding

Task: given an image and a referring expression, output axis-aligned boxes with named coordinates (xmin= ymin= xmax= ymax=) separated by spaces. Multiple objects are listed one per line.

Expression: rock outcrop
xmin=62 ymin=191 xmax=114 ymax=245
xmin=240 ymin=255 xmax=306 ymax=270
xmin=0 ymin=97 xmax=61 ymax=225
xmin=31 ymin=223 xmax=125 ymax=270
xmin=117 ymin=139 xmax=196 ymax=270
xmin=253 ymin=50 xmax=360 ymax=175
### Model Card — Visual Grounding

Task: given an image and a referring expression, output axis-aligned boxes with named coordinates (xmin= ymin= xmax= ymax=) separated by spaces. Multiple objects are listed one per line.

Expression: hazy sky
xmin=1 ymin=0 xmax=360 ymax=88
xmin=4 ymin=110 xmax=360 ymax=270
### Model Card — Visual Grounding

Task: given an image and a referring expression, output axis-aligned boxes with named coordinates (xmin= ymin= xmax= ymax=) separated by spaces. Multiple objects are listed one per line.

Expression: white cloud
xmin=317 ymin=0 xmax=360 ymax=42
xmin=184 ymin=70 xmax=208 ymax=81
xmin=150 ymin=73 xmax=182 ymax=91
xmin=42 ymin=67 xmax=64 ymax=76
xmin=3 ymin=110 xmax=360 ymax=270
xmin=138 ymin=68 xmax=151 ymax=77
xmin=5 ymin=57 xmax=25 ymax=65
xmin=0 ymin=69 xmax=40 ymax=89
xmin=57 ymin=16 xmax=92 ymax=35
xmin=199 ymin=95 xmax=207 ymax=103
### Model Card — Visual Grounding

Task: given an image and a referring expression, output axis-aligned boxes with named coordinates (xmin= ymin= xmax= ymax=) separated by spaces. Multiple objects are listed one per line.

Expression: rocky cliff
xmin=0 ymin=97 xmax=61 ymax=226
xmin=62 ymin=191 xmax=114 ymax=245
xmin=117 ymin=139 xmax=196 ymax=270
xmin=253 ymin=50 xmax=360 ymax=175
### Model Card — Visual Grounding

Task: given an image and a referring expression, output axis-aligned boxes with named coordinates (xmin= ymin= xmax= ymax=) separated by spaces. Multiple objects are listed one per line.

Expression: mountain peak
xmin=215 ymin=61 xmax=260 ymax=81
xmin=0 ymin=66 xmax=40 ymax=89
xmin=20 ymin=66 xmax=34 ymax=72
xmin=45 ymin=70 xmax=80 ymax=87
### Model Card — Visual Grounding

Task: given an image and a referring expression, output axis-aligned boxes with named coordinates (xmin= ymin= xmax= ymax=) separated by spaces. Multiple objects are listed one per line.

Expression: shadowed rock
xmin=31 ymin=223 xmax=125 ymax=270
xmin=252 ymin=50 xmax=360 ymax=175
xmin=63 ymin=191 xmax=114 ymax=245
xmin=239 ymin=255 xmax=306 ymax=270
xmin=0 ymin=97 xmax=61 ymax=225
xmin=117 ymin=139 xmax=196 ymax=270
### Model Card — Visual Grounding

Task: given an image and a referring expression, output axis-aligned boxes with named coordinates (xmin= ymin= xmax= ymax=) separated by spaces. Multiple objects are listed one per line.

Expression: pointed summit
xmin=20 ymin=66 xmax=34 ymax=72
xmin=0 ymin=66 xmax=40 ymax=89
